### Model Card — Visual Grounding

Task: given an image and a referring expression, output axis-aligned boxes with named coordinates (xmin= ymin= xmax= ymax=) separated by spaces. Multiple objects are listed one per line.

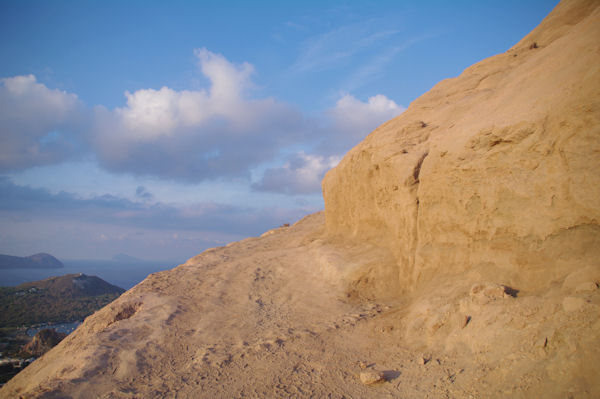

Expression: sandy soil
xmin=2 ymin=213 xmax=599 ymax=398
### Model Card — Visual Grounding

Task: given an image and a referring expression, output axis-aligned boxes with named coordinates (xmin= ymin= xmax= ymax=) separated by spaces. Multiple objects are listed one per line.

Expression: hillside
xmin=0 ymin=253 xmax=63 ymax=270
xmin=0 ymin=274 xmax=124 ymax=327
xmin=2 ymin=0 xmax=599 ymax=397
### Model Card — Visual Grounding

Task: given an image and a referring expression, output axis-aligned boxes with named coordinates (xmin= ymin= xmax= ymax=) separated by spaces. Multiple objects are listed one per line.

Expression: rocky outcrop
xmin=21 ymin=329 xmax=67 ymax=358
xmin=323 ymin=0 xmax=600 ymax=298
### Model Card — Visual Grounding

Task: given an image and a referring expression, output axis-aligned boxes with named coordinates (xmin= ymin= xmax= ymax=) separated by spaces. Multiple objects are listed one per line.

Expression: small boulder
xmin=359 ymin=371 xmax=385 ymax=385
xmin=470 ymin=283 xmax=514 ymax=304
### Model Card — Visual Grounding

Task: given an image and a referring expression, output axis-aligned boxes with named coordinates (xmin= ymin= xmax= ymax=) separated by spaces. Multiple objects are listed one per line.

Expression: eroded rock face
xmin=323 ymin=0 xmax=600 ymax=297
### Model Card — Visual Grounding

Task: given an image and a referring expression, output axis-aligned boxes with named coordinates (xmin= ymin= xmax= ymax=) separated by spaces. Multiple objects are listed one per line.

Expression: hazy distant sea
xmin=27 ymin=321 xmax=82 ymax=337
xmin=0 ymin=259 xmax=182 ymax=290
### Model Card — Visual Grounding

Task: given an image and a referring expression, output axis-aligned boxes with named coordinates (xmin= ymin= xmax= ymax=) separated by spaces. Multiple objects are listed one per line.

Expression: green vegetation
xmin=0 ymin=274 xmax=124 ymax=328
xmin=0 ymin=289 xmax=120 ymax=327
xmin=0 ymin=274 xmax=124 ymax=385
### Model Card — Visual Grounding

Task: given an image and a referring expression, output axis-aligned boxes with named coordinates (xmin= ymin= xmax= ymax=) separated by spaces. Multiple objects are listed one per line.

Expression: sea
xmin=26 ymin=321 xmax=82 ymax=337
xmin=0 ymin=259 xmax=183 ymax=290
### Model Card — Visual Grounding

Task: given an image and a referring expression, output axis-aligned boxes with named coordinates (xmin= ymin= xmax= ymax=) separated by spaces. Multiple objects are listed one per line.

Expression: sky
xmin=0 ymin=0 xmax=558 ymax=262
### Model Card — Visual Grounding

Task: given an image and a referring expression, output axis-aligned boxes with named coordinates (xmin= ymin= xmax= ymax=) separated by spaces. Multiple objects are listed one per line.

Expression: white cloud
xmin=114 ymin=49 xmax=257 ymax=141
xmin=0 ymin=75 xmax=84 ymax=171
xmin=1 ymin=52 xmax=404 ymax=192
xmin=253 ymin=93 xmax=403 ymax=194
xmin=94 ymin=48 xmax=305 ymax=181
xmin=195 ymin=47 xmax=254 ymax=105
xmin=2 ymin=75 xmax=79 ymax=117
xmin=254 ymin=152 xmax=341 ymax=195
xmin=118 ymin=87 xmax=193 ymax=138
xmin=328 ymin=93 xmax=404 ymax=142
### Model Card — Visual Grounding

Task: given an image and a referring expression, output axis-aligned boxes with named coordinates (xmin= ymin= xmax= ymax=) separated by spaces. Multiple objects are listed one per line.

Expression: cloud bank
xmin=0 ymin=177 xmax=317 ymax=259
xmin=0 ymin=177 xmax=307 ymax=237
xmin=93 ymin=48 xmax=306 ymax=182
xmin=1 ymin=49 xmax=404 ymax=194
xmin=0 ymin=75 xmax=85 ymax=171
xmin=254 ymin=152 xmax=341 ymax=195
xmin=253 ymin=94 xmax=404 ymax=194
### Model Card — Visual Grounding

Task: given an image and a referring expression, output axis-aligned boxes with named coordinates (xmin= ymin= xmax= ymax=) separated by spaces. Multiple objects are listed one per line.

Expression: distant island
xmin=0 ymin=253 xmax=63 ymax=270
xmin=0 ymin=273 xmax=125 ymax=328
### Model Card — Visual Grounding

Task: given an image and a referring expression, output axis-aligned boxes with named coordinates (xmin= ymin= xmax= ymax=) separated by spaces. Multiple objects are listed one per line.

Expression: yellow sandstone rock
xmin=359 ymin=370 xmax=385 ymax=385
xmin=323 ymin=0 xmax=600 ymax=298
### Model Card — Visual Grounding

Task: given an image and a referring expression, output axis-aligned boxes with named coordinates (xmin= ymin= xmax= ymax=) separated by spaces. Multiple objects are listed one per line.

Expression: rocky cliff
xmin=323 ymin=0 xmax=600 ymax=298
xmin=1 ymin=0 xmax=598 ymax=397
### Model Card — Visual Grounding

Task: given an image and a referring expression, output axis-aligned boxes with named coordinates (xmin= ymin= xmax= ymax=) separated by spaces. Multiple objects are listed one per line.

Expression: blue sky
xmin=0 ymin=0 xmax=557 ymax=261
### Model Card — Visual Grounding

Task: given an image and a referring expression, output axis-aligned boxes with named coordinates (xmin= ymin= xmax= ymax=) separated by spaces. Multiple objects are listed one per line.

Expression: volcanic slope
xmin=2 ymin=0 xmax=599 ymax=397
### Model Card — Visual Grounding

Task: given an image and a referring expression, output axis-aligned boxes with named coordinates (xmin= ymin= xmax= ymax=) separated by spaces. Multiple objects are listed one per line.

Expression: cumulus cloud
xmin=0 ymin=51 xmax=403 ymax=194
xmin=93 ymin=48 xmax=306 ymax=181
xmin=113 ymin=49 xmax=255 ymax=141
xmin=327 ymin=93 xmax=404 ymax=145
xmin=0 ymin=75 xmax=85 ymax=171
xmin=254 ymin=152 xmax=341 ymax=195
xmin=253 ymin=93 xmax=403 ymax=194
